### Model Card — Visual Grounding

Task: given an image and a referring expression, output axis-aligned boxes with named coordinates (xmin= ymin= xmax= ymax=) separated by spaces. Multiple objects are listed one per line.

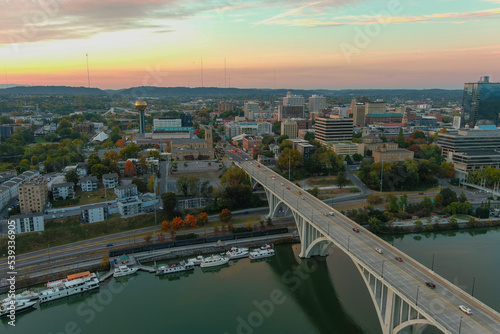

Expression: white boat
xmin=249 ymin=247 xmax=275 ymax=260
xmin=200 ymin=255 xmax=229 ymax=268
xmin=113 ymin=265 xmax=139 ymax=278
xmin=39 ymin=272 xmax=100 ymax=303
xmin=187 ymin=255 xmax=204 ymax=266
xmin=0 ymin=299 xmax=37 ymax=318
xmin=226 ymin=247 xmax=249 ymax=260
xmin=156 ymin=261 xmax=194 ymax=275
xmin=2 ymin=290 xmax=39 ymax=303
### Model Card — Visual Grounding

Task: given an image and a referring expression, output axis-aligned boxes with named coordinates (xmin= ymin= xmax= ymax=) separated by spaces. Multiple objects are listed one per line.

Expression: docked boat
xmin=156 ymin=261 xmax=194 ymax=275
xmin=200 ymin=255 xmax=229 ymax=268
xmin=39 ymin=271 xmax=100 ymax=303
xmin=113 ymin=265 xmax=139 ymax=278
xmin=2 ymin=290 xmax=39 ymax=303
xmin=226 ymin=247 xmax=249 ymax=260
xmin=0 ymin=299 xmax=37 ymax=318
xmin=249 ymin=247 xmax=275 ymax=260
xmin=187 ymin=255 xmax=204 ymax=266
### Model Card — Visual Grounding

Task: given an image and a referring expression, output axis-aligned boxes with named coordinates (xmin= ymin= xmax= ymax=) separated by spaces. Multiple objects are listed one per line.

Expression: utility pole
xmin=288 ymin=153 xmax=291 ymax=181
xmin=380 ymin=159 xmax=384 ymax=193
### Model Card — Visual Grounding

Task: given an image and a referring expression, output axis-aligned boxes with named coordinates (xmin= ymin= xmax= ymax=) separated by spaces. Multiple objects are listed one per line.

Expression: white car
xmin=329 ymin=212 xmax=335 ymax=216
xmin=459 ymin=305 xmax=472 ymax=315
xmin=375 ymin=248 xmax=383 ymax=254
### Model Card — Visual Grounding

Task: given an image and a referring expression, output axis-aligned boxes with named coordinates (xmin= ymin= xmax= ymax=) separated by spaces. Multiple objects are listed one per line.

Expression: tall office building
xmin=278 ymin=104 xmax=304 ymax=120
xmin=461 ymin=76 xmax=500 ymax=128
xmin=244 ymin=102 xmax=259 ymax=120
xmin=283 ymin=92 xmax=305 ymax=107
xmin=315 ymin=116 xmax=354 ymax=144
xmin=19 ymin=178 xmax=48 ymax=214
xmin=281 ymin=121 xmax=298 ymax=139
xmin=351 ymin=98 xmax=366 ymax=126
xmin=153 ymin=117 xmax=182 ymax=131
xmin=365 ymin=101 xmax=386 ymax=114
xmin=309 ymin=95 xmax=326 ymax=113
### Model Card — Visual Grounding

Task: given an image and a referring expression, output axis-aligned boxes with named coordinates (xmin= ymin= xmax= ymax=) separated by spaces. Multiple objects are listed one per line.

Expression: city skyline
xmin=1 ymin=0 xmax=500 ymax=89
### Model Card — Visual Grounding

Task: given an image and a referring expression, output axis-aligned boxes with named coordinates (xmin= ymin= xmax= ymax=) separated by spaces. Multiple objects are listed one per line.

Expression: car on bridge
xmin=352 ymin=228 xmax=360 ymax=233
xmin=425 ymin=282 xmax=436 ymax=289
xmin=395 ymin=257 xmax=403 ymax=262
xmin=375 ymin=248 xmax=383 ymax=254
xmin=459 ymin=305 xmax=472 ymax=315
xmin=329 ymin=212 xmax=335 ymax=216
xmin=105 ymin=243 xmax=114 ymax=247
xmin=297 ymin=191 xmax=302 ymax=195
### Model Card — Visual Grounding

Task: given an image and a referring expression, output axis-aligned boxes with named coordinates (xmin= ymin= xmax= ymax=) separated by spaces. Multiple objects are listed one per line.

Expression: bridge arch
xmin=303 ymin=236 xmax=333 ymax=258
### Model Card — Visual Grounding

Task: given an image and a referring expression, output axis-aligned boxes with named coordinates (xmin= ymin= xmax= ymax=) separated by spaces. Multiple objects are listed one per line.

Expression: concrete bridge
xmin=236 ymin=160 xmax=500 ymax=334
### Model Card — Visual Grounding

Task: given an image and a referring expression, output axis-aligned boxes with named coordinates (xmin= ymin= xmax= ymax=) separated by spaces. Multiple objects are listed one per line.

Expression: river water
xmin=1 ymin=226 xmax=499 ymax=334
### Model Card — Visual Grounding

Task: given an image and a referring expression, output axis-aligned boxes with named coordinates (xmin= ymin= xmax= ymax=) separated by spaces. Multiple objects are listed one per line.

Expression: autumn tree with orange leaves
xmin=219 ymin=208 xmax=232 ymax=223
xmin=196 ymin=212 xmax=209 ymax=226
xmin=172 ymin=217 xmax=184 ymax=229
xmin=124 ymin=160 xmax=136 ymax=176
xmin=116 ymin=138 xmax=126 ymax=147
xmin=161 ymin=220 xmax=171 ymax=231
xmin=185 ymin=214 xmax=196 ymax=227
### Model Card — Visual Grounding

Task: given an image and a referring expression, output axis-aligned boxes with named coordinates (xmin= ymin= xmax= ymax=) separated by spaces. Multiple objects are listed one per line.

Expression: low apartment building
xmin=80 ymin=176 xmax=98 ymax=192
xmin=52 ymin=182 xmax=75 ymax=200
xmin=103 ymin=173 xmax=119 ymax=189
xmin=11 ymin=213 xmax=45 ymax=234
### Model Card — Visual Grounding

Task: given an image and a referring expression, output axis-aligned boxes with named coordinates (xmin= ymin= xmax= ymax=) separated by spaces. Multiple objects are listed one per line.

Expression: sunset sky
xmin=1 ymin=0 xmax=499 ymax=89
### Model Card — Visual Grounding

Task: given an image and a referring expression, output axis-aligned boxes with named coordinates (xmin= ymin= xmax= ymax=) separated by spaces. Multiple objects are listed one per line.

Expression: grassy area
xmin=333 ymin=202 xmax=366 ymax=211
xmin=305 ymin=176 xmax=353 ymax=188
xmin=78 ymin=188 xmax=117 ymax=206
xmin=51 ymin=188 xmax=118 ymax=208
xmin=318 ymin=187 xmax=359 ymax=199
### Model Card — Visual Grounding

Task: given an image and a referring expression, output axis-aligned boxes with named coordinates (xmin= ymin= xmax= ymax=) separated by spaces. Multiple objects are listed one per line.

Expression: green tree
xmin=120 ymin=143 xmax=141 ymax=159
xmin=336 ymin=171 xmax=349 ymax=189
xmin=458 ymin=191 xmax=468 ymax=203
xmin=132 ymin=177 xmax=148 ymax=193
xmin=161 ymin=192 xmax=177 ymax=217
xmin=307 ymin=186 xmax=319 ymax=197
xmin=65 ymin=169 xmax=79 ymax=184
xmin=352 ymin=153 xmax=364 ymax=162
xmin=220 ymin=167 xmax=249 ymax=187
xmin=396 ymin=128 xmax=406 ymax=148
xmin=276 ymin=134 xmax=289 ymax=144
xmin=91 ymin=164 xmax=110 ymax=180
xmin=436 ymin=187 xmax=458 ymax=207
xmin=278 ymin=148 xmax=303 ymax=171
xmin=262 ymin=135 xmax=275 ymax=145
xmin=87 ymin=153 xmax=101 ymax=170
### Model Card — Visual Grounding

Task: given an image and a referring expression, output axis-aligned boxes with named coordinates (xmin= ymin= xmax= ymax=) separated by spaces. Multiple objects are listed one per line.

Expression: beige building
xmin=330 ymin=143 xmax=364 ymax=156
xmin=281 ymin=120 xmax=298 ymax=139
xmin=19 ymin=178 xmax=48 ymax=214
xmin=364 ymin=141 xmax=398 ymax=154
xmin=365 ymin=101 xmax=386 ymax=114
xmin=351 ymin=98 xmax=365 ymax=126
xmin=372 ymin=145 xmax=414 ymax=163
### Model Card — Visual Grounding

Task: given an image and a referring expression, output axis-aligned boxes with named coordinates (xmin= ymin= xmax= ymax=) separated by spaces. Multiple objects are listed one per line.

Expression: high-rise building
xmin=278 ymin=105 xmax=304 ymax=120
xmin=281 ymin=121 xmax=298 ymax=139
xmin=18 ymin=178 xmax=48 ymax=214
xmin=315 ymin=116 xmax=354 ymax=144
xmin=351 ymin=98 xmax=365 ymax=126
xmin=153 ymin=117 xmax=182 ymax=131
xmin=309 ymin=95 xmax=326 ymax=113
xmin=244 ymin=102 xmax=259 ymax=120
xmin=365 ymin=101 xmax=387 ymax=114
xmin=461 ymin=76 xmax=500 ymax=128
xmin=283 ymin=92 xmax=305 ymax=107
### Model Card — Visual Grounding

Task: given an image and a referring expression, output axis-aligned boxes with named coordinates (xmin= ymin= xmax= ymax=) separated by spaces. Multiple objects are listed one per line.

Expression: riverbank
xmin=0 ymin=232 xmax=298 ymax=295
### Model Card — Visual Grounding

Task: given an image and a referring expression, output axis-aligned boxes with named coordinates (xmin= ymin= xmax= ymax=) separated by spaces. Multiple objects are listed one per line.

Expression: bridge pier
xmin=292 ymin=211 xmax=333 ymax=258
xmin=356 ymin=264 xmax=432 ymax=334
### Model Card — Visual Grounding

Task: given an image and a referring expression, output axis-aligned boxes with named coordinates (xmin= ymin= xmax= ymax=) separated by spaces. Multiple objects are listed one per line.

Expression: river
xmin=1 ymin=226 xmax=499 ymax=334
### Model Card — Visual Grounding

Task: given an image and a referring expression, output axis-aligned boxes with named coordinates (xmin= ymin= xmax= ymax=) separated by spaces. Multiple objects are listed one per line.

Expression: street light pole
xmin=431 ymin=253 xmax=435 ymax=272
xmin=380 ymin=160 xmax=384 ymax=193
xmin=416 ymin=285 xmax=420 ymax=306
xmin=459 ymin=316 xmax=463 ymax=334
xmin=348 ymin=235 xmax=350 ymax=251
xmin=382 ymin=260 xmax=385 ymax=279
xmin=472 ymin=277 xmax=476 ymax=297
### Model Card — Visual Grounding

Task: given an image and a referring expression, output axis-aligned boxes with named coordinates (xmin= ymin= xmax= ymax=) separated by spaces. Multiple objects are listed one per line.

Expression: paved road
xmin=236 ymin=160 xmax=500 ymax=334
